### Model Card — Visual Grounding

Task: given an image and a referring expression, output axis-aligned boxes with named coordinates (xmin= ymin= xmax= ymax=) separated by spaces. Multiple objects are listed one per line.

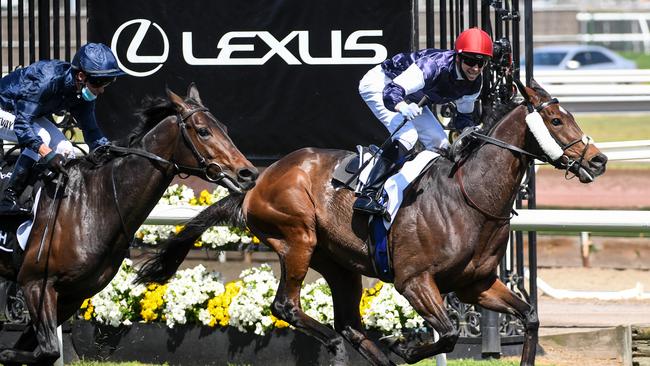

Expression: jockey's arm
xmin=12 ymin=99 xmax=47 ymax=157
xmin=383 ymin=59 xmax=441 ymax=111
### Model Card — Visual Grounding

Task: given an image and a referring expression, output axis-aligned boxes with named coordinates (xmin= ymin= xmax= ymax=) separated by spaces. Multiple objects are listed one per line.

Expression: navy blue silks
xmin=0 ymin=60 xmax=106 ymax=152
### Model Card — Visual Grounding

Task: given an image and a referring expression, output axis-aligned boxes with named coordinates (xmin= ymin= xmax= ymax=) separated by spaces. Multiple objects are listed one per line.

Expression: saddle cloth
xmin=0 ymin=162 xmax=42 ymax=253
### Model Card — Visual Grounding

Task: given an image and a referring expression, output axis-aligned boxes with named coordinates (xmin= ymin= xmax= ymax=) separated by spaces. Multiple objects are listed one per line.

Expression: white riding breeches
xmin=0 ymin=111 xmax=75 ymax=161
xmin=358 ymin=65 xmax=450 ymax=151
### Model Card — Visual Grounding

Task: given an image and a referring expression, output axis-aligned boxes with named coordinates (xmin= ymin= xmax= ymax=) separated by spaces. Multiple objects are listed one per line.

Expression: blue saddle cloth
xmin=370 ymin=214 xmax=393 ymax=282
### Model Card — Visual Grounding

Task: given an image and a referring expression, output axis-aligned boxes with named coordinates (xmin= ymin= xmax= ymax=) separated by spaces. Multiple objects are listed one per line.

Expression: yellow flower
xmin=199 ymin=190 xmax=213 ymax=206
xmin=271 ymin=315 xmax=290 ymax=328
xmin=140 ymin=283 xmax=167 ymax=322
xmin=360 ymin=281 xmax=383 ymax=316
xmin=189 ymin=198 xmax=198 ymax=205
xmin=194 ymin=240 xmax=203 ymax=248
xmin=174 ymin=225 xmax=184 ymax=234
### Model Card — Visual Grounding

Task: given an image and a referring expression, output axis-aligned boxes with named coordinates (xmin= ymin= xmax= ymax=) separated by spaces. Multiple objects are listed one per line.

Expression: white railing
xmin=523 ymin=70 xmax=650 ymax=112
xmin=145 ymin=205 xmax=650 ymax=233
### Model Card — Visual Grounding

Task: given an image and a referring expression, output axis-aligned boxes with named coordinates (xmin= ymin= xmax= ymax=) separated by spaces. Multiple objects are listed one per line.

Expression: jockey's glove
xmin=42 ymin=151 xmax=68 ymax=176
xmin=396 ymin=101 xmax=423 ymax=121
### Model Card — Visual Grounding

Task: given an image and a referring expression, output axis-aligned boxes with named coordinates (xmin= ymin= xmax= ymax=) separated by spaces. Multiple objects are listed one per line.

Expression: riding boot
xmin=0 ymin=154 xmax=36 ymax=217
xmin=353 ymin=140 xmax=409 ymax=216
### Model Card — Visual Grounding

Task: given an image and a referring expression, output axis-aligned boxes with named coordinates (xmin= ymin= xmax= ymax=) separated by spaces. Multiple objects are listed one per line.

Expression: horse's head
xmin=519 ymin=79 xmax=607 ymax=183
xmin=165 ymin=83 xmax=258 ymax=192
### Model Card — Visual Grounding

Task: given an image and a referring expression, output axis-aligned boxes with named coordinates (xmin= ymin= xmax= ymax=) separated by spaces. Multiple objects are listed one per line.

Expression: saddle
xmin=332 ymin=146 xmax=440 ymax=282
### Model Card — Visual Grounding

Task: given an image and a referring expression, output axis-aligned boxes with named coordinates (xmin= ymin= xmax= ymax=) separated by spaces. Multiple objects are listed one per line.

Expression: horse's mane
xmin=117 ymin=96 xmax=178 ymax=147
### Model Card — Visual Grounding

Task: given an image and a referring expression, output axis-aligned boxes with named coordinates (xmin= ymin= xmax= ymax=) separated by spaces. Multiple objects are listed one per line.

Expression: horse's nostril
xmin=591 ymin=153 xmax=608 ymax=166
xmin=237 ymin=167 xmax=259 ymax=181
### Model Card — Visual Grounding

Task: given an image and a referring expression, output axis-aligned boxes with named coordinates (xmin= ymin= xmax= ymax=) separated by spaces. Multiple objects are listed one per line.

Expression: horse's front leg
xmin=388 ymin=273 xmax=459 ymax=364
xmin=456 ymin=275 xmax=538 ymax=366
xmin=0 ymin=280 xmax=61 ymax=365
xmin=310 ymin=253 xmax=395 ymax=366
xmin=263 ymin=236 xmax=349 ymax=366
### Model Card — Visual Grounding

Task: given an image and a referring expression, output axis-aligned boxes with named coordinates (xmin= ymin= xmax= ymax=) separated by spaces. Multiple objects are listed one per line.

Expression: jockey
xmin=354 ymin=27 xmax=493 ymax=216
xmin=0 ymin=43 xmax=126 ymax=216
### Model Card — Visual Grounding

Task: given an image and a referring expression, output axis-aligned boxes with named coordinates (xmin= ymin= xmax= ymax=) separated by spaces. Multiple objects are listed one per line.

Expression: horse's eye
xmin=197 ymin=128 xmax=211 ymax=138
xmin=551 ymin=118 xmax=562 ymax=126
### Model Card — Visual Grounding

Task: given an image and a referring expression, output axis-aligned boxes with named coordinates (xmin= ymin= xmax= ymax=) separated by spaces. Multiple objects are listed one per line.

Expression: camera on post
xmin=492 ymin=37 xmax=512 ymax=70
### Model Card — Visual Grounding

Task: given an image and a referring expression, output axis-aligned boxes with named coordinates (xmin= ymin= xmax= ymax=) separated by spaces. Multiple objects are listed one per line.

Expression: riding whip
xmin=36 ymin=174 xmax=64 ymax=263
xmin=344 ymin=95 xmax=430 ymax=187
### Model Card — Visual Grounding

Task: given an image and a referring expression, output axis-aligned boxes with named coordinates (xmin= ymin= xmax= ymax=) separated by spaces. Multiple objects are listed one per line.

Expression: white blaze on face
xmin=525 ymin=111 xmax=563 ymax=161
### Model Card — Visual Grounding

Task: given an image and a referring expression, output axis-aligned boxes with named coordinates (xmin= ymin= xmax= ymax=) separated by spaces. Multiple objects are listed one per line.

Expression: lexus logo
xmin=111 ymin=19 xmax=169 ymax=77
xmin=112 ymin=18 xmax=387 ymax=77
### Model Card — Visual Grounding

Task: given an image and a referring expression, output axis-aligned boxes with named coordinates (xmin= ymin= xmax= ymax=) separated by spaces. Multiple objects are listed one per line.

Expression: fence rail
xmin=144 ymin=205 xmax=650 ymax=233
xmin=526 ymin=70 xmax=650 ymax=113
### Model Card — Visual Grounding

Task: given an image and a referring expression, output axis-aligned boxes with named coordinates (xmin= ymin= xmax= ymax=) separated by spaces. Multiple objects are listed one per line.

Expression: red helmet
xmin=455 ymin=28 xmax=493 ymax=58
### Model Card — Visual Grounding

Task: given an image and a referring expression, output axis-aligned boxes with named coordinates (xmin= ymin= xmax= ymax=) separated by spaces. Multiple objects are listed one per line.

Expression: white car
xmin=524 ymin=44 xmax=637 ymax=70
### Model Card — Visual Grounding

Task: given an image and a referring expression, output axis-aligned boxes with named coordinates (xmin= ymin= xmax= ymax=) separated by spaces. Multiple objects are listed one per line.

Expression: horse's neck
xmin=463 ymin=106 xmax=530 ymax=214
xmin=105 ymin=117 xmax=180 ymax=231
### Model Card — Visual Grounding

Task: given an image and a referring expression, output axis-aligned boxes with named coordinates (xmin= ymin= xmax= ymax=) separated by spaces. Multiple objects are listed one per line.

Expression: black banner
xmin=88 ymin=0 xmax=414 ymax=161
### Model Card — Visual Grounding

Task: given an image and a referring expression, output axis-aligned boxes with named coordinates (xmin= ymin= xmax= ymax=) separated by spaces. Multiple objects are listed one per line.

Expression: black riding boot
xmin=353 ymin=141 xmax=409 ymax=216
xmin=0 ymin=154 xmax=36 ymax=217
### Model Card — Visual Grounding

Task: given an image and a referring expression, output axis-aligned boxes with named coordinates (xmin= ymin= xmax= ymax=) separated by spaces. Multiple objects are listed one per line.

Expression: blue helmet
xmin=71 ymin=43 xmax=125 ymax=78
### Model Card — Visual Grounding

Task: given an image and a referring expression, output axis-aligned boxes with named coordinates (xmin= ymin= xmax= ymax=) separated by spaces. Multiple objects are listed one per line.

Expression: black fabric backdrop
xmin=87 ymin=0 xmax=414 ymax=161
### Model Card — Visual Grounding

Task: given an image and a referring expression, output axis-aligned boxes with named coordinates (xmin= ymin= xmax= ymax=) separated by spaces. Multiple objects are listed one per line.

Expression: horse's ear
xmin=166 ymin=87 xmax=186 ymax=111
xmin=187 ymin=83 xmax=203 ymax=105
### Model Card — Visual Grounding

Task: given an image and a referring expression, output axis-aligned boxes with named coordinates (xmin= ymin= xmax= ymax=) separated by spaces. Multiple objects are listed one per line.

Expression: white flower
xmin=162 ymin=265 xmax=225 ymax=328
xmin=362 ymin=283 xmax=425 ymax=336
xmin=228 ymin=264 xmax=278 ymax=335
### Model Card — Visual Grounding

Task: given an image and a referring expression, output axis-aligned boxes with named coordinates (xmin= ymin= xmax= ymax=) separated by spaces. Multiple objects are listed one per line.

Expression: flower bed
xmin=133 ymin=184 xmax=258 ymax=250
xmin=80 ymin=259 xmax=427 ymax=337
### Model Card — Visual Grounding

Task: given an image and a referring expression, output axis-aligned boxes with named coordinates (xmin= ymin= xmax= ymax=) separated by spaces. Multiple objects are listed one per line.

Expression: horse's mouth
xmin=573 ymin=163 xmax=605 ymax=183
xmin=218 ymin=171 xmax=257 ymax=193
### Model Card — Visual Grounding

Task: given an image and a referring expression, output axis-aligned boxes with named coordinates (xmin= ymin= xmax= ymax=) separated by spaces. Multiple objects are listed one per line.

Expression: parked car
xmin=522 ymin=44 xmax=637 ymax=70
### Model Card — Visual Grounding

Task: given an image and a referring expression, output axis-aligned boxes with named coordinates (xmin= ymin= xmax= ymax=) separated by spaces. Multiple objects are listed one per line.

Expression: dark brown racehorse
xmin=0 ymin=84 xmax=258 ymax=365
xmin=136 ymin=80 xmax=607 ymax=366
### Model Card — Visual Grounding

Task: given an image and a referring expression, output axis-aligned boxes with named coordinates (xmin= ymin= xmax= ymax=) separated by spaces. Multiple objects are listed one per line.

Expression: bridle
xmin=100 ymin=105 xmax=242 ymax=189
xmin=454 ymin=81 xmax=593 ymax=220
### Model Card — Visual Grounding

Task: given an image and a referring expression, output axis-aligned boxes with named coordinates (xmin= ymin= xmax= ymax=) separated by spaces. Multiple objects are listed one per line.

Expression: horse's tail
xmin=135 ymin=193 xmax=246 ymax=284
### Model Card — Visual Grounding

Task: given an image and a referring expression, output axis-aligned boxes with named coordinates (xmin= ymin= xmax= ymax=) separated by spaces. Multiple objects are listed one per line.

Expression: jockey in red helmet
xmin=353 ymin=28 xmax=493 ymax=216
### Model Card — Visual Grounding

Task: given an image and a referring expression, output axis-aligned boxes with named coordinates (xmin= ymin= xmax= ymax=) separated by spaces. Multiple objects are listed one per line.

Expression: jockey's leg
xmin=0 ymin=153 xmax=37 ymax=216
xmin=353 ymin=139 xmax=409 ymax=216
xmin=412 ymin=107 xmax=452 ymax=158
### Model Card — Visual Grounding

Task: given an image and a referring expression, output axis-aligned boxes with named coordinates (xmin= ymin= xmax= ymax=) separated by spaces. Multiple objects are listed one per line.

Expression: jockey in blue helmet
xmin=0 ymin=43 xmax=126 ymax=216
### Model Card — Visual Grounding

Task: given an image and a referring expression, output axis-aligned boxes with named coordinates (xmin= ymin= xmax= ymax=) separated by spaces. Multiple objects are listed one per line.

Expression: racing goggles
xmin=86 ymin=76 xmax=116 ymax=88
xmin=460 ymin=55 xmax=487 ymax=68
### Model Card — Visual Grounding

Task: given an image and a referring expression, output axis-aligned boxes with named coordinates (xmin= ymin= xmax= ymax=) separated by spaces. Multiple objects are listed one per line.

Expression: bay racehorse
xmin=0 ymin=84 xmax=258 ymax=365
xmin=136 ymin=80 xmax=607 ymax=366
